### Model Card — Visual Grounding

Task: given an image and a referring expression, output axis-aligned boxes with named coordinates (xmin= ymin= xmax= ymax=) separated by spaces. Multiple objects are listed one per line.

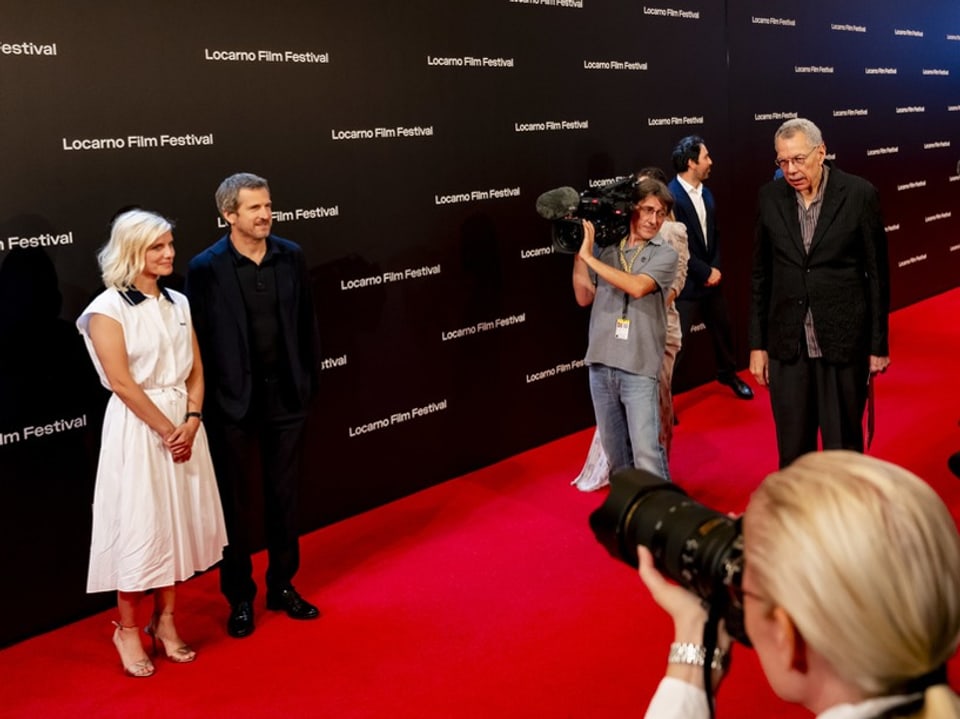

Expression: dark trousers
xmin=676 ymin=290 xmax=738 ymax=382
xmin=207 ymin=378 xmax=306 ymax=605
xmin=768 ymin=352 xmax=869 ymax=468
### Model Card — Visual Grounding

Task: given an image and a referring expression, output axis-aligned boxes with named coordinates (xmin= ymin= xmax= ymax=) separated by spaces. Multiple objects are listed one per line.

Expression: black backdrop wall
xmin=1 ymin=0 xmax=958 ymax=646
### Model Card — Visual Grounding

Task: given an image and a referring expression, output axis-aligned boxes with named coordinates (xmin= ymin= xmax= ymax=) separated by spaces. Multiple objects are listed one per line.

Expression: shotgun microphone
xmin=535 ymin=186 xmax=580 ymax=220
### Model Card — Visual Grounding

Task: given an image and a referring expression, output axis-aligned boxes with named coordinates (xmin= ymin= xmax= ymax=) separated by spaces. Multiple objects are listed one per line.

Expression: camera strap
xmin=617 ymin=237 xmax=646 ymax=273
xmin=618 ymin=238 xmax=647 ymax=326
xmin=702 ymin=602 xmax=724 ymax=719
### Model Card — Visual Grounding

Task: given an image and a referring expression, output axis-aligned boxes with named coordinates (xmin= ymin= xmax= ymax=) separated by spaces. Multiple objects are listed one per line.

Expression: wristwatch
xmin=668 ymin=642 xmax=728 ymax=671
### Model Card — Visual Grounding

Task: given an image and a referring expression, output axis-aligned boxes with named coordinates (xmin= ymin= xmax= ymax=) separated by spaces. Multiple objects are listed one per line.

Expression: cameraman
xmin=573 ymin=178 xmax=678 ymax=480
xmin=638 ymin=451 xmax=960 ymax=718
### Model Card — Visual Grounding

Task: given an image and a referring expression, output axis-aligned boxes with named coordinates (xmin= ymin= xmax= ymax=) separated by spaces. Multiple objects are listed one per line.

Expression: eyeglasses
xmin=775 ymin=155 xmax=812 ymax=170
xmin=774 ymin=145 xmax=820 ymax=170
xmin=638 ymin=205 xmax=667 ymax=220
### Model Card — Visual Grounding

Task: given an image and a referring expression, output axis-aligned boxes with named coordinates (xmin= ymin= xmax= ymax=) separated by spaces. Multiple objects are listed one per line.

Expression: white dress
xmin=77 ymin=287 xmax=227 ymax=593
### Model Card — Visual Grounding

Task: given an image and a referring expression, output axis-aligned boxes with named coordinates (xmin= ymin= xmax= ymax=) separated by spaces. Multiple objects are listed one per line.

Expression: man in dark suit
xmin=185 ymin=172 xmax=322 ymax=637
xmin=669 ymin=136 xmax=754 ymax=401
xmin=749 ymin=118 xmax=890 ymax=468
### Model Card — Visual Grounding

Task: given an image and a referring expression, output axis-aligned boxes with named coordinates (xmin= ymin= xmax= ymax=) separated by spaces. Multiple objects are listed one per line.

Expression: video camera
xmin=589 ymin=468 xmax=750 ymax=646
xmin=535 ymin=176 xmax=637 ymax=254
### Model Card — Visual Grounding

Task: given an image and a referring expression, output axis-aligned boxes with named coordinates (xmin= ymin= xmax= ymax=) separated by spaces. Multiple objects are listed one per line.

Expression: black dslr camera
xmin=535 ymin=176 xmax=636 ymax=254
xmin=589 ymin=468 xmax=750 ymax=646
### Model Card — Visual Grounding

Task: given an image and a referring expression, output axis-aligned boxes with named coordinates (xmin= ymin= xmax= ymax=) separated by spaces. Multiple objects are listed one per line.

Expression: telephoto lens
xmin=589 ymin=467 xmax=750 ymax=646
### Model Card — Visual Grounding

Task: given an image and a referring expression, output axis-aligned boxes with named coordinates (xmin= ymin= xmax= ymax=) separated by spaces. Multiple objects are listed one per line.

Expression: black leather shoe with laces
xmin=719 ymin=375 xmax=754 ymax=400
xmin=227 ymin=600 xmax=255 ymax=638
xmin=266 ymin=588 xmax=320 ymax=620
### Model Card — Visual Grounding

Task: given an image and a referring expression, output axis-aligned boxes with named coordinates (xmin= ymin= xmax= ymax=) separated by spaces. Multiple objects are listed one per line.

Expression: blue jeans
xmin=589 ymin=364 xmax=670 ymax=481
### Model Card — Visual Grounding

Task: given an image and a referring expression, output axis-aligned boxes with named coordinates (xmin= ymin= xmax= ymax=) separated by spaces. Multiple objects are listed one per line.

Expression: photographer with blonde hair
xmin=640 ymin=451 xmax=960 ymax=718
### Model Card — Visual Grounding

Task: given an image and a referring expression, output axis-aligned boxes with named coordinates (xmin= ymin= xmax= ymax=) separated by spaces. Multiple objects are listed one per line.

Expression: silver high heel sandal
xmin=112 ymin=621 xmax=155 ymax=677
xmin=144 ymin=612 xmax=196 ymax=663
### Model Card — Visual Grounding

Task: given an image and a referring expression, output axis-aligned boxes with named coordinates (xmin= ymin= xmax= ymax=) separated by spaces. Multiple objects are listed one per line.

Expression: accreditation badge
xmin=615 ymin=317 xmax=630 ymax=340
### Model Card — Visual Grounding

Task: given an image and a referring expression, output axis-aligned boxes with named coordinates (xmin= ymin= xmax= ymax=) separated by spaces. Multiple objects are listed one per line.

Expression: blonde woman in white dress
xmin=77 ymin=210 xmax=227 ymax=677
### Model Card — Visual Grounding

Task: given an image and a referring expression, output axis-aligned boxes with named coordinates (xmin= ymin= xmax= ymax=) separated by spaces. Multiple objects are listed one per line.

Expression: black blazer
xmin=749 ymin=167 xmax=890 ymax=364
xmin=669 ymin=177 xmax=719 ymax=301
xmin=185 ymin=235 xmax=321 ymax=422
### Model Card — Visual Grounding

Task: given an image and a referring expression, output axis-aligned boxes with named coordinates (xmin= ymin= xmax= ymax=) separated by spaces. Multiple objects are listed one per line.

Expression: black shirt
xmin=230 ymin=240 xmax=283 ymax=379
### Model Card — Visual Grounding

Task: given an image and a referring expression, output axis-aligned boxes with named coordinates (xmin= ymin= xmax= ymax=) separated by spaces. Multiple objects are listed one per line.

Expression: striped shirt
xmin=796 ymin=166 xmax=829 ymax=358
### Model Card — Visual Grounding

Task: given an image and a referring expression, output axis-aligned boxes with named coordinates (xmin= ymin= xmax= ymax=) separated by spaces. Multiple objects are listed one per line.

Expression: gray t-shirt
xmin=584 ymin=236 xmax=678 ymax=377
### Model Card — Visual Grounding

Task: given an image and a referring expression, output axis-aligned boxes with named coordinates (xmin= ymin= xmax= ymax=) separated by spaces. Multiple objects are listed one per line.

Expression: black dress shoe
xmin=266 ymin=588 xmax=320 ymax=620
xmin=227 ymin=600 xmax=255 ymax=638
xmin=720 ymin=375 xmax=754 ymax=400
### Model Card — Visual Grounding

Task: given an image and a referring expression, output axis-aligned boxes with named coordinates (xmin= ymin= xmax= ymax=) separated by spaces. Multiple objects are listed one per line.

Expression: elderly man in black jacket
xmin=749 ymin=118 xmax=890 ymax=468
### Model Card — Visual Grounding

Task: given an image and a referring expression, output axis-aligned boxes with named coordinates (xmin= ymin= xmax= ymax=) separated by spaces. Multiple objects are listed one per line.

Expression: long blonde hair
xmin=746 ymin=451 xmax=960 ymax=702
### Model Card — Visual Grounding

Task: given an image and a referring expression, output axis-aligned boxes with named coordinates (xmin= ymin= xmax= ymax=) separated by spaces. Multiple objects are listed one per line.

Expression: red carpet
xmin=2 ymin=288 xmax=959 ymax=719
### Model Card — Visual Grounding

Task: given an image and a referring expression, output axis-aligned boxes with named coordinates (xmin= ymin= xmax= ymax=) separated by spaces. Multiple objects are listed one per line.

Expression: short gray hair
xmin=774 ymin=118 xmax=823 ymax=149
xmin=215 ymin=172 xmax=270 ymax=214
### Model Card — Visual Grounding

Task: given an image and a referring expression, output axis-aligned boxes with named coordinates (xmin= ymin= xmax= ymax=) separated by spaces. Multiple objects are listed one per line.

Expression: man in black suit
xmin=669 ymin=136 xmax=754 ymax=401
xmin=185 ymin=172 xmax=322 ymax=637
xmin=750 ymin=118 xmax=890 ymax=468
